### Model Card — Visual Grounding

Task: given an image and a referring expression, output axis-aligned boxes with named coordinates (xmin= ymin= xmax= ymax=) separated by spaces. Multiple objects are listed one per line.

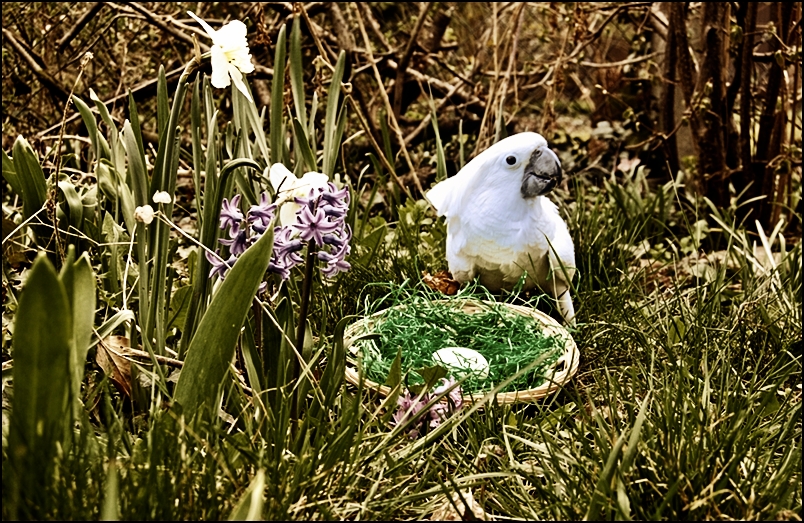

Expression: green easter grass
xmin=356 ymin=295 xmax=565 ymax=395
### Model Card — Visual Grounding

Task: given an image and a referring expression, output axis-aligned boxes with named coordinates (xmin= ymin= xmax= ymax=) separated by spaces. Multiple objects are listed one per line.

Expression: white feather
xmin=426 ymin=132 xmax=577 ymax=325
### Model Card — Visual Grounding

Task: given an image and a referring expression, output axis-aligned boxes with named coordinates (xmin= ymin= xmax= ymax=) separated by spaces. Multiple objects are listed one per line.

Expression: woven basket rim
xmin=344 ymin=298 xmax=580 ymax=404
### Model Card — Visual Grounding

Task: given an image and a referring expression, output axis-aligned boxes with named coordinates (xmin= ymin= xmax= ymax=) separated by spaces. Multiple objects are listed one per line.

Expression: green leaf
xmin=122 ymin=121 xmax=149 ymax=207
xmin=228 ymin=469 xmax=265 ymax=521
xmin=127 ymin=90 xmax=148 ymax=184
xmin=292 ymin=117 xmax=317 ymax=172
xmin=2 ymin=147 xmax=22 ymax=196
xmin=321 ymin=315 xmax=352 ymax=409
xmin=427 ymin=94 xmax=447 ymax=183
xmin=93 ymin=309 xmax=136 ymax=350
xmin=157 ymin=65 xmax=169 ymax=138
xmin=289 ymin=15 xmax=307 ymax=134
xmin=242 ymin=319 xmax=265 ymax=394
xmin=191 ymin=79 xmax=205 ymax=230
xmin=584 ymin=430 xmax=628 ymax=521
xmin=270 ymin=25 xmax=288 ymax=166
xmin=8 ymin=254 xmax=72 ymax=491
xmin=11 ymin=135 xmax=48 ymax=222
xmin=322 ymin=51 xmax=347 ymax=176
xmin=90 ymin=88 xmax=117 ymax=136
xmin=96 ymin=159 xmax=118 ymax=201
xmin=57 ymin=176 xmax=84 ymax=230
xmin=72 ymin=94 xmax=111 ymax=160
xmin=384 ymin=346 xmax=403 ymax=390
xmin=411 ymin=365 xmax=448 ymax=395
xmin=58 ymin=246 xmax=97 ymax=410
xmin=166 ymin=285 xmax=192 ymax=331
xmin=173 ymin=227 xmax=275 ymax=416
xmin=101 ymin=458 xmax=120 ymax=521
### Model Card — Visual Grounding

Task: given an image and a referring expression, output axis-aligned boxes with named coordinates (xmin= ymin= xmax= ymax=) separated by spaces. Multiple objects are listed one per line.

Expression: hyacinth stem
xmin=292 ymin=240 xmax=317 ymax=421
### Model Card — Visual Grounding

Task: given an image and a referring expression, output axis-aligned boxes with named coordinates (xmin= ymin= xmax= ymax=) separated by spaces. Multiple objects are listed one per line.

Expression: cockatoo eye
xmin=505 ymin=155 xmax=517 ymax=166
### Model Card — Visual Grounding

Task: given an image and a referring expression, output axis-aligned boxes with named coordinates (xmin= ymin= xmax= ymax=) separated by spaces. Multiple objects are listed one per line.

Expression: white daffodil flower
xmin=134 ymin=205 xmax=155 ymax=225
xmin=269 ymin=163 xmax=329 ymax=225
xmin=188 ymin=11 xmax=255 ymax=102
xmin=153 ymin=191 xmax=172 ymax=204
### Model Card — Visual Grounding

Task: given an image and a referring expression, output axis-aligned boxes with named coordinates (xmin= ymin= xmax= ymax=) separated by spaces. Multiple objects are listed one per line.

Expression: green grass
xmin=4 ymin=164 xmax=800 ymax=520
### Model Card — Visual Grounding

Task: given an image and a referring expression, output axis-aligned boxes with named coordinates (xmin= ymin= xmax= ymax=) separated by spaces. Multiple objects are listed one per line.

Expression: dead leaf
xmin=423 ymin=270 xmax=460 ymax=296
xmin=430 ymin=489 xmax=489 ymax=521
xmin=96 ymin=335 xmax=133 ymax=398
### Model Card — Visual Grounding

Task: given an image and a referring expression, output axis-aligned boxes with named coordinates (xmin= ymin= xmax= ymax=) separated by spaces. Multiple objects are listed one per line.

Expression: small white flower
xmin=269 ymin=163 xmax=329 ymax=225
xmin=153 ymin=191 xmax=172 ymax=204
xmin=134 ymin=205 xmax=155 ymax=225
xmin=188 ymin=11 xmax=255 ymax=102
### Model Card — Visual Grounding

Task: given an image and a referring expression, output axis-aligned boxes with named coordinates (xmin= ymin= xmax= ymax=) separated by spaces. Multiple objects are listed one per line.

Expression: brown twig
xmin=357 ymin=3 xmax=393 ymax=53
xmin=392 ymin=2 xmax=433 ymax=121
xmin=56 ymin=2 xmax=105 ymax=52
xmin=353 ymin=3 xmax=424 ymax=195
xmin=404 ymin=81 xmax=462 ymax=147
xmin=3 ymin=27 xmax=71 ymax=104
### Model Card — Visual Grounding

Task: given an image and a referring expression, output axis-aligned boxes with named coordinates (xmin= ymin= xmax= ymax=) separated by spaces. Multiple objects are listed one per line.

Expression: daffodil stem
xmin=292 ymin=241 xmax=317 ymax=422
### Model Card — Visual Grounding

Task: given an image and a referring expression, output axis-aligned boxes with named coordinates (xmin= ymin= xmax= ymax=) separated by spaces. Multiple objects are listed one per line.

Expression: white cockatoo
xmin=426 ymin=132 xmax=577 ymax=325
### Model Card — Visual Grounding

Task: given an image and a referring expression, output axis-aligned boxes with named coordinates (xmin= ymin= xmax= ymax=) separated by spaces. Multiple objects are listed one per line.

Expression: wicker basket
xmin=344 ymin=299 xmax=580 ymax=404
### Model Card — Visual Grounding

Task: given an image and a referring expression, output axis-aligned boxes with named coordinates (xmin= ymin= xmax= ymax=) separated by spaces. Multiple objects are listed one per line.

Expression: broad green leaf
xmin=89 ymin=88 xmax=116 ymax=136
xmin=412 ymin=365 xmax=448 ymax=394
xmin=57 ymin=176 xmax=84 ymax=230
xmin=127 ymin=90 xmax=148 ymax=183
xmin=173 ymin=227 xmax=275 ymax=416
xmin=9 ymin=254 xmax=72 ymax=492
xmin=58 ymin=246 xmax=97 ymax=409
xmin=323 ymin=315 xmax=352 ymax=408
xmin=11 ymin=135 xmax=48 ymax=222
xmin=95 ymin=160 xmax=118 ymax=201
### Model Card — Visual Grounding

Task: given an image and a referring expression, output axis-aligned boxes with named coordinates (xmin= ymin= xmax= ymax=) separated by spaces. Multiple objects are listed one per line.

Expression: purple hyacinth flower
xmin=206 ymin=250 xmax=237 ymax=279
xmin=320 ymin=202 xmax=347 ymax=222
xmin=219 ymin=229 xmax=249 ymax=256
xmin=220 ymin=194 xmax=244 ymax=235
xmin=247 ymin=192 xmax=277 ymax=228
xmin=321 ymin=258 xmax=351 ymax=278
xmin=392 ymin=391 xmax=429 ymax=439
xmin=293 ymin=206 xmax=340 ymax=245
xmin=428 ymin=378 xmax=464 ymax=428
xmin=319 ymin=242 xmax=351 ymax=278
xmin=320 ymin=183 xmax=350 ymax=207
xmin=268 ymin=259 xmax=291 ymax=280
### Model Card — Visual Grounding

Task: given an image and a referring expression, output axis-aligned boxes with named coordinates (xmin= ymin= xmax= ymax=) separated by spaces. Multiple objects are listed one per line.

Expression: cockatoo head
xmin=427 ymin=132 xmax=563 ymax=216
xmin=476 ymin=132 xmax=563 ymax=199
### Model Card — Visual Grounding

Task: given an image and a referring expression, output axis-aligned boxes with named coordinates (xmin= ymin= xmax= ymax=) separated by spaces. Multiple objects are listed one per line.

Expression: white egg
xmin=432 ymin=346 xmax=490 ymax=380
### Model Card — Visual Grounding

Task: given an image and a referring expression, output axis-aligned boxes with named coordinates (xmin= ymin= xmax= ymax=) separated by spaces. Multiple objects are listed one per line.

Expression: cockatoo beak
xmin=520 ymin=145 xmax=563 ymax=198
